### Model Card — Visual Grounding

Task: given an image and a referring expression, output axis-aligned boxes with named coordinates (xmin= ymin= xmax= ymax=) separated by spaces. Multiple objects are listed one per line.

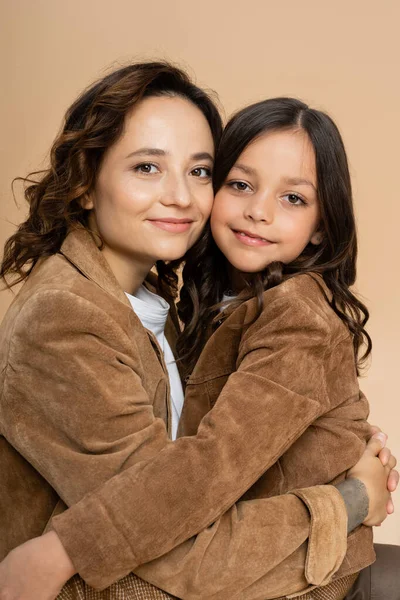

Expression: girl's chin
xmin=227 ymin=258 xmax=271 ymax=274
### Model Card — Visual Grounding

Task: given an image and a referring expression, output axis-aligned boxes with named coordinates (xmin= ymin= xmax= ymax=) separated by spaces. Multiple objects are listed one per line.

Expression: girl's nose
xmin=244 ymin=194 xmax=274 ymax=223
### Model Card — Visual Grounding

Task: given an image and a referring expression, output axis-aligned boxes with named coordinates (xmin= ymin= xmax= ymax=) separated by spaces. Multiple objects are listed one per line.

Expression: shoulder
xmin=265 ymin=273 xmax=332 ymax=314
xmin=264 ymin=272 xmax=327 ymax=301
xmin=264 ymin=273 xmax=340 ymax=322
xmin=243 ymin=273 xmax=348 ymax=343
xmin=1 ymin=254 xmax=131 ymax=340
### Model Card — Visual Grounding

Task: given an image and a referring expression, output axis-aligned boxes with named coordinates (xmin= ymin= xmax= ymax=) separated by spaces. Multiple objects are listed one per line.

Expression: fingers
xmin=388 ymin=468 xmax=400 ymax=493
xmin=365 ymin=432 xmax=387 ymax=455
xmin=379 ymin=448 xmax=397 ymax=468
xmin=378 ymin=447 xmax=391 ymax=466
xmin=386 ymin=496 xmax=395 ymax=515
xmin=369 ymin=424 xmax=382 ymax=437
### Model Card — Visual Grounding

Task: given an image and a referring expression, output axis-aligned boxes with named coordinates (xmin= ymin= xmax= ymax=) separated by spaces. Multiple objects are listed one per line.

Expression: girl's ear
xmin=80 ymin=193 xmax=94 ymax=210
xmin=310 ymin=230 xmax=323 ymax=245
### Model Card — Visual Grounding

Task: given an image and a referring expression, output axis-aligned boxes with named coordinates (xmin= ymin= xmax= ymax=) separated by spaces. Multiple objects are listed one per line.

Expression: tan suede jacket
xmin=0 ymin=228 xmax=374 ymax=599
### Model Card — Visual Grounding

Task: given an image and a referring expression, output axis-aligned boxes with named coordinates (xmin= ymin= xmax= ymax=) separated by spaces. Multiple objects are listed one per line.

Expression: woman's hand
xmin=0 ymin=531 xmax=76 ymax=600
xmin=369 ymin=425 xmax=399 ymax=514
xmin=347 ymin=429 xmax=398 ymax=527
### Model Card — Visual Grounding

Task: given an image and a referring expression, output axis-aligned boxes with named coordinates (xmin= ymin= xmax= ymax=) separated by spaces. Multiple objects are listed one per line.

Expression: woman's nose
xmin=161 ymin=174 xmax=192 ymax=208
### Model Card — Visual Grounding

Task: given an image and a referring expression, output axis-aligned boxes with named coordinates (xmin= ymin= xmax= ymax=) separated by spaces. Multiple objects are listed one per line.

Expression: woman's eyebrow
xmin=192 ymin=152 xmax=214 ymax=162
xmin=125 ymin=147 xmax=166 ymax=159
xmin=125 ymin=149 xmax=214 ymax=162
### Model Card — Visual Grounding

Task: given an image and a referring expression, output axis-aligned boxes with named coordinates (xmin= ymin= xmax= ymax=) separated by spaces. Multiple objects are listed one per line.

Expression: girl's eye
xmin=134 ymin=163 xmax=159 ymax=174
xmin=228 ymin=181 xmax=251 ymax=192
xmin=191 ymin=167 xmax=212 ymax=178
xmin=283 ymin=193 xmax=305 ymax=206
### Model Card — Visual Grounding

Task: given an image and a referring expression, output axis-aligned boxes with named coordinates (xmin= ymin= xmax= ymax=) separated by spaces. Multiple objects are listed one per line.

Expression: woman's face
xmin=210 ymin=128 xmax=321 ymax=275
xmin=85 ymin=95 xmax=214 ymax=289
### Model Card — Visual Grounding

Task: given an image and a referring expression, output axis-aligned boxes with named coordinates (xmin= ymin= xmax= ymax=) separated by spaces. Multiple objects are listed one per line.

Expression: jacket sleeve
xmin=50 ymin=293 xmax=354 ymax=592
xmin=133 ymin=485 xmax=349 ymax=600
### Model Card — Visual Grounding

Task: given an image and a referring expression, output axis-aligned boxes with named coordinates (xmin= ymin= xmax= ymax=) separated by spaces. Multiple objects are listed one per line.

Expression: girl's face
xmin=211 ymin=128 xmax=321 ymax=276
xmin=84 ymin=95 xmax=214 ymax=291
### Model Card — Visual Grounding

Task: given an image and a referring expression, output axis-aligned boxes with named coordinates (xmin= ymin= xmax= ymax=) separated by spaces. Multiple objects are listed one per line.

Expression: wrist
xmin=43 ymin=531 xmax=77 ymax=581
xmin=335 ymin=478 xmax=369 ymax=533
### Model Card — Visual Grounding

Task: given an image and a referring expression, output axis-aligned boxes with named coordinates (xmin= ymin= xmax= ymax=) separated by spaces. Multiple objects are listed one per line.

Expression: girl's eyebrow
xmin=229 ymin=167 xmax=317 ymax=191
xmin=231 ymin=163 xmax=256 ymax=176
xmin=125 ymin=148 xmax=214 ymax=162
xmin=283 ymin=176 xmax=316 ymax=191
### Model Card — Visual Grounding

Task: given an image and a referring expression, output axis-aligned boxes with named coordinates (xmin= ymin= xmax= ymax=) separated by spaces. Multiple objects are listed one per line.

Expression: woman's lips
xmin=148 ymin=218 xmax=193 ymax=233
xmin=232 ymin=229 xmax=274 ymax=247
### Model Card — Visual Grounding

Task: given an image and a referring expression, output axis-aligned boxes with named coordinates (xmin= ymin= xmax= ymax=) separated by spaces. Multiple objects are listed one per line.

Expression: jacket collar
xmin=60 ymin=227 xmax=130 ymax=307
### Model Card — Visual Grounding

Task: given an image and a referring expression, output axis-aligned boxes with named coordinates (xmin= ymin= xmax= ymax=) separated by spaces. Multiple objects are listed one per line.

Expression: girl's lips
xmin=232 ymin=229 xmax=274 ymax=247
xmin=148 ymin=219 xmax=193 ymax=233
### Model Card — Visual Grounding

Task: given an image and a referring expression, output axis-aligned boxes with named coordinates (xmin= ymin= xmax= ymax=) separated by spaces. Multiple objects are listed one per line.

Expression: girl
xmin=0 ymin=66 xmax=397 ymax=600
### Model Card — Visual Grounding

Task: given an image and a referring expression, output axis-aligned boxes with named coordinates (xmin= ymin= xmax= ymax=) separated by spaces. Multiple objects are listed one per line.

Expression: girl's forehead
xmin=234 ymin=128 xmax=316 ymax=180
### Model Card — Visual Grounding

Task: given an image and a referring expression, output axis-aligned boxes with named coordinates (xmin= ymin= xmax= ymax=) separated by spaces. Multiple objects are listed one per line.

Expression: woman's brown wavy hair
xmin=177 ymin=97 xmax=371 ymax=377
xmin=1 ymin=61 xmax=223 ymax=301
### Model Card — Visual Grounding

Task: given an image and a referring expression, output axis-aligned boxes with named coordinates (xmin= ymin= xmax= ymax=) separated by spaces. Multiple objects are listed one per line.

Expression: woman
xmin=0 ymin=63 xmax=397 ymax=599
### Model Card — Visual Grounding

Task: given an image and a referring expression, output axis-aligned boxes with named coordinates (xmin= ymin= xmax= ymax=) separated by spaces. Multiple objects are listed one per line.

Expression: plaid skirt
xmin=57 ymin=572 xmax=177 ymax=600
xmin=56 ymin=572 xmax=357 ymax=599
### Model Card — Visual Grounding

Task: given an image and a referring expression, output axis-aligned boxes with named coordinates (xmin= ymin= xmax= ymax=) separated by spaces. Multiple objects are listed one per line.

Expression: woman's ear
xmin=80 ymin=193 xmax=94 ymax=210
xmin=310 ymin=230 xmax=323 ymax=245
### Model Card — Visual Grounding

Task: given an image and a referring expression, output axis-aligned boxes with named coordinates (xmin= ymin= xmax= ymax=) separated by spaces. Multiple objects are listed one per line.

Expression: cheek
xmin=197 ymin=186 xmax=214 ymax=219
xmin=211 ymin=192 xmax=236 ymax=226
xmin=210 ymin=200 xmax=226 ymax=240
xmin=121 ymin=177 xmax=160 ymax=212
xmin=279 ymin=212 xmax=316 ymax=243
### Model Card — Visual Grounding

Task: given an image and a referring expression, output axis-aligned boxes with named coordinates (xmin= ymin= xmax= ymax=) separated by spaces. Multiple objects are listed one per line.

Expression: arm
xmin=134 ymin=484 xmax=358 ymax=600
xmin=1 ymin=438 xmax=396 ymax=600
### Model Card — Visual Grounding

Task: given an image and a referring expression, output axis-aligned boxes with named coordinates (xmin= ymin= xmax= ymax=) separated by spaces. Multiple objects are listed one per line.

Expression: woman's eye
xmin=283 ymin=193 xmax=305 ymax=206
xmin=191 ymin=167 xmax=212 ymax=178
xmin=228 ymin=181 xmax=251 ymax=192
xmin=134 ymin=163 xmax=159 ymax=174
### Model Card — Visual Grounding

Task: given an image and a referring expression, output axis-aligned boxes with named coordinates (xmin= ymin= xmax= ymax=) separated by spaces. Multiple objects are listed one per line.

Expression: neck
xmin=228 ymin=264 xmax=254 ymax=294
xmin=101 ymin=246 xmax=153 ymax=295
xmin=87 ymin=214 xmax=153 ymax=295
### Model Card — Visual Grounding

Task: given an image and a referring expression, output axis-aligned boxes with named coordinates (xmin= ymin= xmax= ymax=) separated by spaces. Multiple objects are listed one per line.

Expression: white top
xmin=222 ymin=292 xmax=236 ymax=305
xmin=125 ymin=285 xmax=184 ymax=440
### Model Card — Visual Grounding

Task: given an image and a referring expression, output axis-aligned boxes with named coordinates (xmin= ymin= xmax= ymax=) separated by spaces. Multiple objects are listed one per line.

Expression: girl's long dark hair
xmin=178 ymin=97 xmax=371 ymax=376
xmin=1 ymin=61 xmax=223 ymax=301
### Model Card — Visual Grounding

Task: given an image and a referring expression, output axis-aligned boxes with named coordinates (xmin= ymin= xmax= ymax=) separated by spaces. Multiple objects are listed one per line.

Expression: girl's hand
xmin=0 ymin=531 xmax=75 ymax=600
xmin=347 ymin=431 xmax=398 ymax=527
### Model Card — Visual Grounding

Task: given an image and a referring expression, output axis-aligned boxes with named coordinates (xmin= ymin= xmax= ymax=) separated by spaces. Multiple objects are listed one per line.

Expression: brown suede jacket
xmin=0 ymin=228 xmax=374 ymax=599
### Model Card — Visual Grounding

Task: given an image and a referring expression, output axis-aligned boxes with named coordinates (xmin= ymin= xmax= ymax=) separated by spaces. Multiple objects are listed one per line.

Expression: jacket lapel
xmin=60 ymin=227 xmax=130 ymax=307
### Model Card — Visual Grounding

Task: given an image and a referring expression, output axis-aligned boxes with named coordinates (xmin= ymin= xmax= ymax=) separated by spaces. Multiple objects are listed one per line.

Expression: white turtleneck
xmin=125 ymin=285 xmax=184 ymax=440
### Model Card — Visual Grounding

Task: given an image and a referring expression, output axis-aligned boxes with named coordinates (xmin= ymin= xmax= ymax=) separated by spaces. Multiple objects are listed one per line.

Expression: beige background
xmin=1 ymin=0 xmax=399 ymax=544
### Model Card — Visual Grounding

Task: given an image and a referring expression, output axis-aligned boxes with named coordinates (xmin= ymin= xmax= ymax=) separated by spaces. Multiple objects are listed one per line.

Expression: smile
xmin=232 ymin=229 xmax=274 ymax=247
xmin=148 ymin=218 xmax=193 ymax=233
